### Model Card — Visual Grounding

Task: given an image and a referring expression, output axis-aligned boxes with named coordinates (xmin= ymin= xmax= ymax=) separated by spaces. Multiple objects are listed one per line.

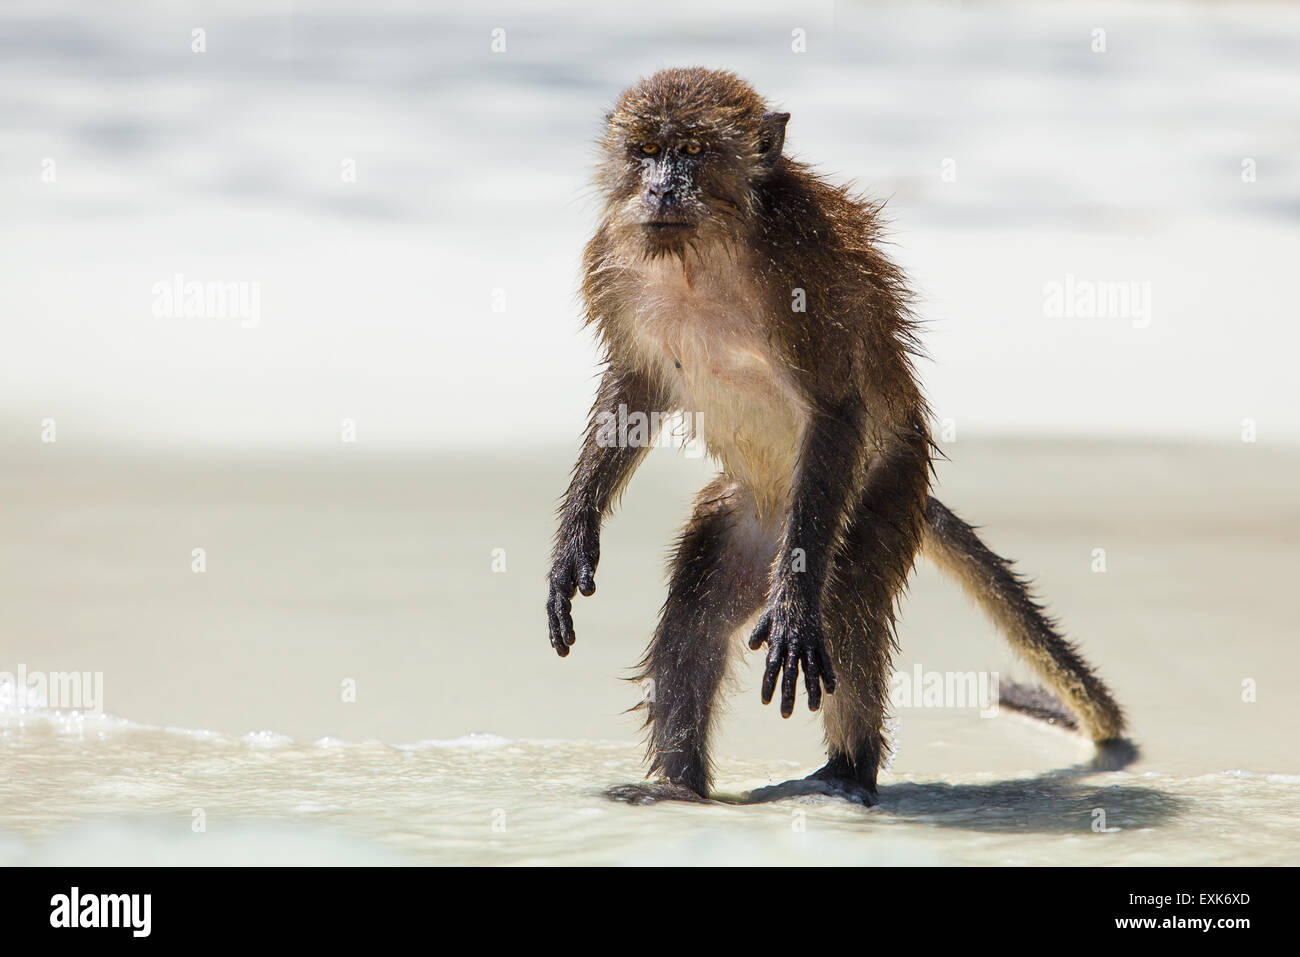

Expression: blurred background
xmin=2 ymin=0 xmax=1298 ymax=864
xmin=4 ymin=0 xmax=1299 ymax=447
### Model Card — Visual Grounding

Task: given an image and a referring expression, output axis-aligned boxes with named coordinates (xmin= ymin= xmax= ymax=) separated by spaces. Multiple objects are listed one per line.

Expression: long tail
xmin=922 ymin=496 xmax=1125 ymax=743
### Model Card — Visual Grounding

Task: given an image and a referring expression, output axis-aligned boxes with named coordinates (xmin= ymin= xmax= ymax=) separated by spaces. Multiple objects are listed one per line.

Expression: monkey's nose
xmin=652 ymin=192 xmax=683 ymax=219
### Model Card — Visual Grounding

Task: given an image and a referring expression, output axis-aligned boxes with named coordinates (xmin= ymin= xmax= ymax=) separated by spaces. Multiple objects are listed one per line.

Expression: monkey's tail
xmin=921 ymin=496 xmax=1126 ymax=743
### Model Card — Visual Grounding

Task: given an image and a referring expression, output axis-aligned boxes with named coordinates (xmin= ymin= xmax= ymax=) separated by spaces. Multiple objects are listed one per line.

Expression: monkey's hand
xmin=748 ymin=600 xmax=836 ymax=717
xmin=546 ymin=521 xmax=600 ymax=657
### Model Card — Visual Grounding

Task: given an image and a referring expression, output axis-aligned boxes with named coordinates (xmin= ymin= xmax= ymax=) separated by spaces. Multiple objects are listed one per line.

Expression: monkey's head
xmin=597 ymin=68 xmax=789 ymax=258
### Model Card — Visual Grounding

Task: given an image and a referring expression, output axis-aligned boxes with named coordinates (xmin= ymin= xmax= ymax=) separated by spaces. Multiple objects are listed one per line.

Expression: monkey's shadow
xmin=607 ymin=740 xmax=1186 ymax=833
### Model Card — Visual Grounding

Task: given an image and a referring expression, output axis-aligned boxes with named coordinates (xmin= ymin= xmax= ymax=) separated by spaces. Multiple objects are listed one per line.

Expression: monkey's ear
xmin=757 ymin=111 xmax=790 ymax=170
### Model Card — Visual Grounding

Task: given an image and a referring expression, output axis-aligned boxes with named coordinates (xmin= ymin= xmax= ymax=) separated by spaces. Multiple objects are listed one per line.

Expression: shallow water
xmin=3 ymin=708 xmax=1296 ymax=866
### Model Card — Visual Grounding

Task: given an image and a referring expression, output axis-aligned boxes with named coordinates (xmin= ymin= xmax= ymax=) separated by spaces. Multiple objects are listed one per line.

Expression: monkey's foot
xmin=604 ymin=781 xmax=712 ymax=805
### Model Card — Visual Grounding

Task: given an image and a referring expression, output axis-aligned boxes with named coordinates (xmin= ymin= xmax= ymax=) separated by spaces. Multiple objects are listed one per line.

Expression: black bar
xmin=0 ymin=866 xmax=1282 ymax=943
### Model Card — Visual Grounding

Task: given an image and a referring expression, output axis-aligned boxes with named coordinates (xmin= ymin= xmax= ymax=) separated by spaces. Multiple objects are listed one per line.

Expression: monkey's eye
xmin=682 ymin=141 xmax=703 ymax=156
xmin=640 ymin=143 xmax=660 ymax=156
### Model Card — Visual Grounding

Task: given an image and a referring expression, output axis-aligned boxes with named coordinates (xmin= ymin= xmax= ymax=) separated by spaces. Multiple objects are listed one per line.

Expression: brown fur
xmin=548 ymin=68 xmax=1125 ymax=804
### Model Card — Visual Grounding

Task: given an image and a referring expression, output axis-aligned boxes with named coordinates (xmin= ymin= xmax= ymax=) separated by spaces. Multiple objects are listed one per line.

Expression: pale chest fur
xmin=622 ymin=256 xmax=809 ymax=517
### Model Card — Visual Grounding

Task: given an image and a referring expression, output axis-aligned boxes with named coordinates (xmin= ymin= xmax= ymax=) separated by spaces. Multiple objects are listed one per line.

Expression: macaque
xmin=546 ymin=68 xmax=1124 ymax=805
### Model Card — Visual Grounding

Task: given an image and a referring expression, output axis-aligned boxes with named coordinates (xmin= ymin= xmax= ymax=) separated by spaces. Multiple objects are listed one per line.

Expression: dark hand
xmin=546 ymin=527 xmax=599 ymax=657
xmin=747 ymin=601 xmax=836 ymax=717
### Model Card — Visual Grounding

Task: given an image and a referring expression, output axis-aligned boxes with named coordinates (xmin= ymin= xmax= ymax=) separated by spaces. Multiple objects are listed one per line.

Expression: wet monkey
xmin=546 ymin=68 xmax=1125 ymax=804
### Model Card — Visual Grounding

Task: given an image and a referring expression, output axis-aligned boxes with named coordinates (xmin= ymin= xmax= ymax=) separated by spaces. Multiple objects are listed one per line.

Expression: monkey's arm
xmin=547 ymin=364 xmax=665 ymax=657
xmin=748 ymin=401 xmax=870 ymax=716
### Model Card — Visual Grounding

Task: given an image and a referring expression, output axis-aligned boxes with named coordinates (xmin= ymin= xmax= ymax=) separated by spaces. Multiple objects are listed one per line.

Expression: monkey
xmin=545 ymin=67 xmax=1126 ymax=806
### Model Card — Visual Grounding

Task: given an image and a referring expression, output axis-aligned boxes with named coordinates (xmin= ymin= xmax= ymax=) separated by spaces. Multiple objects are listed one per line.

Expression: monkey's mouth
xmin=641 ymin=221 xmax=695 ymax=240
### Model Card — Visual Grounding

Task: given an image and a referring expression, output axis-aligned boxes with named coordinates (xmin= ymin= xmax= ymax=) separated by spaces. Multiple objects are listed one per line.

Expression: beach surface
xmin=3 ymin=439 xmax=1297 ymax=865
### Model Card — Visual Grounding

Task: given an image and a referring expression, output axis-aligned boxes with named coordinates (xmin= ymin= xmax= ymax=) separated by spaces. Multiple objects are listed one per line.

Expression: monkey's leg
xmin=814 ymin=446 xmax=930 ymax=805
xmin=634 ymin=477 xmax=776 ymax=799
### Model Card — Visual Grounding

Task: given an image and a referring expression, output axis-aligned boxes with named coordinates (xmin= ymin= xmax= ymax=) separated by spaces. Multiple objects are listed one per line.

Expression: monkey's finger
xmin=747 ymin=612 xmax=772 ymax=651
xmin=549 ymin=592 xmax=576 ymax=649
xmin=780 ymin=643 xmax=800 ymax=718
xmin=560 ymin=602 xmax=575 ymax=647
xmin=760 ymin=643 xmax=782 ymax=705
xmin=803 ymin=647 xmax=822 ymax=712
xmin=546 ymin=598 xmax=565 ymax=655
xmin=577 ymin=565 xmax=596 ymax=597
xmin=549 ymin=607 xmax=572 ymax=657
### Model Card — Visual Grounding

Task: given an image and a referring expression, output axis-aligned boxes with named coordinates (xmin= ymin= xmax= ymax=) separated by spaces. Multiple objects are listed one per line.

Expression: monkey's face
xmin=597 ymin=69 xmax=789 ymax=259
xmin=626 ymin=137 xmax=715 ymax=252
